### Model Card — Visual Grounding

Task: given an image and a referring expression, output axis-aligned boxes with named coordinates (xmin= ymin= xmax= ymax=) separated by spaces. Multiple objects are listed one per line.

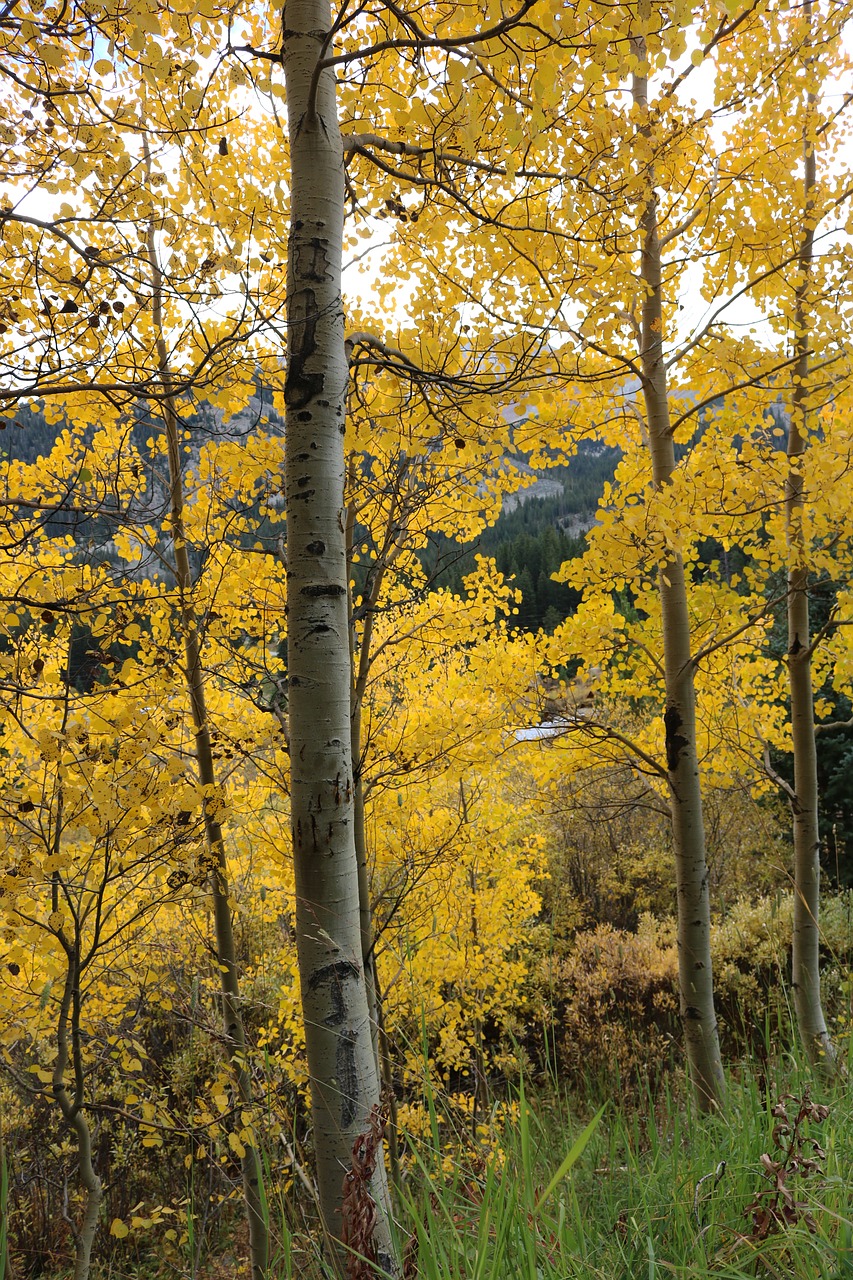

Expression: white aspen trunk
xmin=283 ymin=1 xmax=398 ymax=1265
xmin=786 ymin=62 xmax=835 ymax=1068
xmin=345 ymin=498 xmax=381 ymax=1073
xmin=346 ymin=494 xmax=403 ymax=1195
xmin=633 ymin=59 xmax=725 ymax=1112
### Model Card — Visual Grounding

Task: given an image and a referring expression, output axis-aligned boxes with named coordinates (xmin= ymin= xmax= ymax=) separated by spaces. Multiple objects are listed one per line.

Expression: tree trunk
xmin=51 ymin=958 xmax=102 ymax=1280
xmin=144 ymin=146 xmax=269 ymax=1280
xmin=785 ymin=57 xmax=835 ymax=1068
xmin=352 ymin=707 xmax=381 ymax=1069
xmin=283 ymin=0 xmax=397 ymax=1266
xmin=633 ymin=58 xmax=725 ymax=1112
xmin=70 ymin=1116 xmax=102 ymax=1280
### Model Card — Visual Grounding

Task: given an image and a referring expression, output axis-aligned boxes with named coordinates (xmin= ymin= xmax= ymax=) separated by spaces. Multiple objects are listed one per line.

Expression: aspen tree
xmin=141 ymin=139 xmax=270 ymax=1280
xmin=531 ymin=2 xmax=853 ymax=1105
xmin=2 ymin=10 xmax=282 ymax=1253
xmin=628 ymin=40 xmax=725 ymax=1111
xmin=683 ymin=0 xmax=853 ymax=1067
xmin=279 ymin=0 xmax=561 ymax=1250
xmin=0 ymin=623 xmax=202 ymax=1280
xmin=282 ymin=0 xmax=398 ymax=1263
xmin=783 ymin=16 xmax=836 ymax=1069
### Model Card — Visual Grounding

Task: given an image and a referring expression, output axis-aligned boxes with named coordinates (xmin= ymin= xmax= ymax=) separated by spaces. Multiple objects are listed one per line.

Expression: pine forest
xmin=1 ymin=1 xmax=853 ymax=1277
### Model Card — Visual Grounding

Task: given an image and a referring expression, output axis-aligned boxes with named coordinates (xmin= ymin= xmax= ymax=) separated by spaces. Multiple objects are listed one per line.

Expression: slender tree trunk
xmin=468 ymin=865 xmax=490 ymax=1130
xmin=69 ymin=1115 xmax=101 ymax=1280
xmin=344 ymin=461 xmax=412 ymax=1197
xmin=53 ymin=955 xmax=102 ymax=1280
xmin=349 ymin=592 xmax=401 ymax=1187
xmin=345 ymin=482 xmax=394 ymax=1074
xmin=785 ymin=60 xmax=835 ymax=1069
xmin=632 ymin=58 xmax=725 ymax=1112
xmin=351 ymin=703 xmax=381 ymax=1068
xmin=143 ymin=148 xmax=269 ymax=1280
xmin=351 ymin=717 xmax=403 ymax=1194
xmin=460 ymin=784 xmax=489 ymax=1127
xmin=283 ymin=1 xmax=397 ymax=1266
xmin=46 ymin=710 xmax=103 ymax=1280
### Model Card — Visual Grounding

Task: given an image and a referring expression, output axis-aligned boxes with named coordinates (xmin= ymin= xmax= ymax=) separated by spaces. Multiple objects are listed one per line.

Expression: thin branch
xmin=317 ymin=0 xmax=542 ymax=73
xmin=666 ymin=353 xmax=808 ymax=438
xmin=814 ymin=716 xmax=853 ymax=735
xmin=689 ymin=588 xmax=789 ymax=670
xmin=659 ymin=157 xmax=719 ymax=250
xmin=762 ymin=741 xmax=798 ymax=805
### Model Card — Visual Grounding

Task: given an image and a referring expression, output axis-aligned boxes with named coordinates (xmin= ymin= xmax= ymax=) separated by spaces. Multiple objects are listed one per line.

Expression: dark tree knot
xmin=664 ymin=705 xmax=689 ymax=772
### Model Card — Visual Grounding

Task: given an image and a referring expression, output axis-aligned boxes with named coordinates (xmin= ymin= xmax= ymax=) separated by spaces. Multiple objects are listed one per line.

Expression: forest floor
xmin=224 ymin=1049 xmax=853 ymax=1280
xmin=50 ymin=1046 xmax=853 ymax=1280
xmin=380 ymin=1054 xmax=853 ymax=1280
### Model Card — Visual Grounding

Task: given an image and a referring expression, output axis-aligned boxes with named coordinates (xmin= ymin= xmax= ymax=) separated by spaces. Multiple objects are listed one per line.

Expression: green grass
xmin=388 ymin=1057 xmax=853 ymax=1280
xmin=64 ymin=1047 xmax=853 ymax=1280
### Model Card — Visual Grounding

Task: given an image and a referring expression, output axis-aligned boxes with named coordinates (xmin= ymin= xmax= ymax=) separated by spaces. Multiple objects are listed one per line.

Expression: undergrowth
xmin=26 ymin=1049 xmax=853 ymax=1279
xmin=382 ymin=1054 xmax=853 ymax=1280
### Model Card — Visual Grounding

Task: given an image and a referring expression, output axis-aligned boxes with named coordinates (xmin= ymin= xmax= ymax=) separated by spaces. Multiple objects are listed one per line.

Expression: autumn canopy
xmin=1 ymin=0 xmax=853 ymax=1275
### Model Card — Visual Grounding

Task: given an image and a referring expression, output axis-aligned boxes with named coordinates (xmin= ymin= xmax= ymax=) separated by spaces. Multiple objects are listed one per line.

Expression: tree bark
xmin=53 ymin=951 xmax=102 ymax=1280
xmin=785 ymin=55 xmax=835 ymax=1069
xmin=144 ymin=146 xmax=269 ymax=1280
xmin=283 ymin=0 xmax=397 ymax=1266
xmin=632 ymin=58 xmax=725 ymax=1112
xmin=346 ymin=481 xmax=406 ymax=1196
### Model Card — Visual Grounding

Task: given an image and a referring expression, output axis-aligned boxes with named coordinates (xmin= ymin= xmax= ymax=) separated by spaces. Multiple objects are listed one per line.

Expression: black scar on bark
xmin=301 ymin=583 xmax=346 ymax=597
xmin=305 ymin=540 xmax=326 ymax=555
xmin=664 ymin=705 xmax=688 ymax=772
xmin=337 ymin=1028 xmax=359 ymax=1127
xmin=285 ymin=286 xmax=324 ymax=410
xmin=309 ymin=958 xmax=361 ymax=1027
xmin=295 ymin=238 xmax=329 ymax=283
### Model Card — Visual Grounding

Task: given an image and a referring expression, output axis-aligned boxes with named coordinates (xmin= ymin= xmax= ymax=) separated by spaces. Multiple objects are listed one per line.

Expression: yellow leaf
xmin=110 ymin=1219 xmax=130 ymax=1239
xmin=228 ymin=1131 xmax=246 ymax=1159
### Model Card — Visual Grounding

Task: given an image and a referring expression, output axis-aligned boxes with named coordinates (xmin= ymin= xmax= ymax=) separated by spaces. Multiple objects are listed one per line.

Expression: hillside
xmin=425 ymin=440 xmax=622 ymax=631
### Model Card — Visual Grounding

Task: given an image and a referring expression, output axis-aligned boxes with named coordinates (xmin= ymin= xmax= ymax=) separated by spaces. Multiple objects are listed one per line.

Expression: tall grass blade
xmin=536 ymin=1104 xmax=606 ymax=1212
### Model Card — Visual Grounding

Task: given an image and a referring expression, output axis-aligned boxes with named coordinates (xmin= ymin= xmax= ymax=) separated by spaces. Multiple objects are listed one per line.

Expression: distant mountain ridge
xmin=425 ymin=439 xmax=622 ymax=632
